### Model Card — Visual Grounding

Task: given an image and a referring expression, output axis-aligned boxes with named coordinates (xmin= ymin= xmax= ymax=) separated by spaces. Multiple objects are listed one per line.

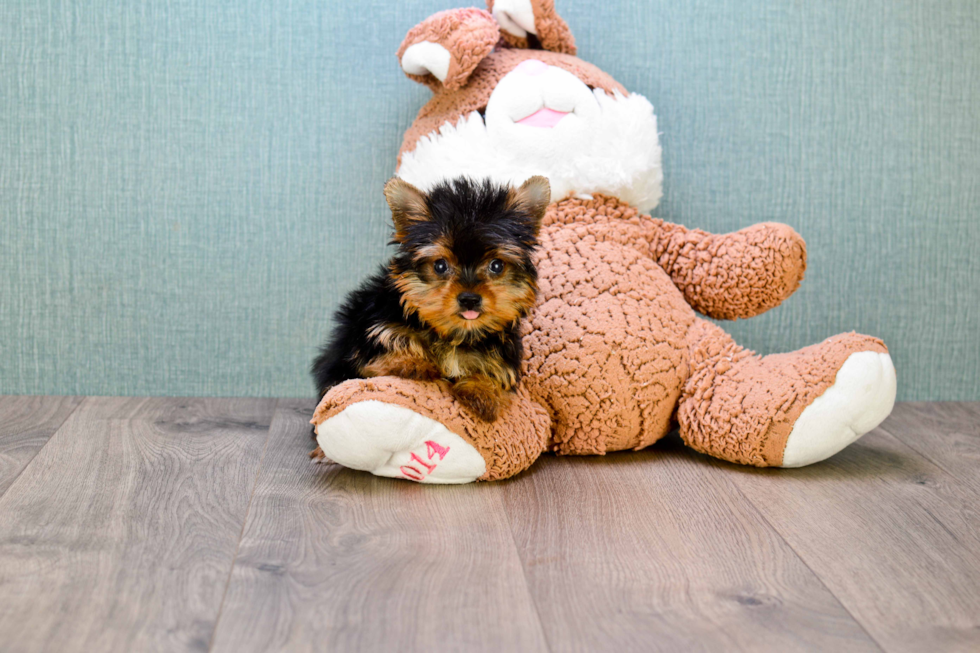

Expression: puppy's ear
xmin=507 ymin=176 xmax=551 ymax=234
xmin=384 ymin=178 xmax=430 ymax=239
xmin=397 ymin=9 xmax=500 ymax=91
xmin=487 ymin=0 xmax=576 ymax=55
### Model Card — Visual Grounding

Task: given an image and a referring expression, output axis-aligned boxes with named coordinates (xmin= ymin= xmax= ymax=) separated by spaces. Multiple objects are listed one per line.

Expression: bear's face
xmin=394 ymin=4 xmax=664 ymax=213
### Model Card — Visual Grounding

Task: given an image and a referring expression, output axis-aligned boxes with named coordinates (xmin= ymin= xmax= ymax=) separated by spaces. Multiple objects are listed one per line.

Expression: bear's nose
xmin=457 ymin=292 xmax=483 ymax=310
xmin=515 ymin=59 xmax=548 ymax=76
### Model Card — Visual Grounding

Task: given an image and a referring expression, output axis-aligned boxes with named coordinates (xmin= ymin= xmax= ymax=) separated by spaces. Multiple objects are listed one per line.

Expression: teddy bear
xmin=310 ymin=0 xmax=897 ymax=483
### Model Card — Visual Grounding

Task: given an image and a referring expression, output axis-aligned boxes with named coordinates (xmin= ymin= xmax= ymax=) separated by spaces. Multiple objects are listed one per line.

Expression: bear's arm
xmin=644 ymin=218 xmax=807 ymax=320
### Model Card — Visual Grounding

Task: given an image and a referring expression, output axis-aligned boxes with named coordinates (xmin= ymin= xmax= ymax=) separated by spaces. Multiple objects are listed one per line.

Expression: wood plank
xmin=0 ymin=396 xmax=82 ymax=497
xmin=0 ymin=396 xmax=275 ymax=653
xmin=501 ymin=441 xmax=879 ymax=652
xmin=878 ymin=402 xmax=980 ymax=496
xmin=718 ymin=422 xmax=980 ymax=652
xmin=210 ymin=399 xmax=549 ymax=653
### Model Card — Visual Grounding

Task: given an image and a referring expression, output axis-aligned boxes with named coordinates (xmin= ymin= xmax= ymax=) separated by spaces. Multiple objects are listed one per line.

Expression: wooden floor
xmin=0 ymin=398 xmax=978 ymax=652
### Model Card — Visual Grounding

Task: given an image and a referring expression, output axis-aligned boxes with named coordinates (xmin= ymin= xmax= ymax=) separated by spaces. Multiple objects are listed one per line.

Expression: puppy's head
xmin=384 ymin=175 xmax=550 ymax=339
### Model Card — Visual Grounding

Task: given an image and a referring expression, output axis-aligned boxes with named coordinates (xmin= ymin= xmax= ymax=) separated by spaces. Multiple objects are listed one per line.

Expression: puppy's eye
xmin=488 ymin=259 xmax=505 ymax=275
xmin=433 ymin=259 xmax=449 ymax=275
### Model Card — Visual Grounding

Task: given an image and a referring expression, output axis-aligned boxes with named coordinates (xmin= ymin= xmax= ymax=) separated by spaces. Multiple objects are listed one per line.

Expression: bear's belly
xmin=522 ymin=226 xmax=696 ymax=455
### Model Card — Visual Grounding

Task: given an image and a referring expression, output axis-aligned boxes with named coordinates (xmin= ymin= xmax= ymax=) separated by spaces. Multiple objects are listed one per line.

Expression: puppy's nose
xmin=457 ymin=292 xmax=483 ymax=310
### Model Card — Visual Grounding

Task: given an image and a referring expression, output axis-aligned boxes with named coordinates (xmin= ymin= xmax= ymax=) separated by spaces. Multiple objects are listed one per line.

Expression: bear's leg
xmin=310 ymin=377 xmax=551 ymax=483
xmin=677 ymin=319 xmax=896 ymax=467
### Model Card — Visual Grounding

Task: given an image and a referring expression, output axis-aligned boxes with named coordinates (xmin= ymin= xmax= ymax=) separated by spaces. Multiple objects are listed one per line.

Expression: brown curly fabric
xmin=313 ymin=194 xmax=889 ymax=478
xmin=524 ymin=196 xmax=696 ymax=455
xmin=396 ymin=8 xmax=501 ymax=91
xmin=397 ymin=48 xmax=625 ymax=165
xmin=532 ymin=196 xmax=808 ymax=320
xmin=312 ymin=378 xmax=550 ymax=481
xmin=678 ymin=321 xmax=889 ymax=466
xmin=486 ymin=0 xmax=577 ymax=54
xmin=647 ymin=221 xmax=807 ymax=320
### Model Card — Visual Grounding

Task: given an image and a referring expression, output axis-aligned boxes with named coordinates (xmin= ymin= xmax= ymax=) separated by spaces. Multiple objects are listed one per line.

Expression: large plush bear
xmin=311 ymin=0 xmax=897 ymax=483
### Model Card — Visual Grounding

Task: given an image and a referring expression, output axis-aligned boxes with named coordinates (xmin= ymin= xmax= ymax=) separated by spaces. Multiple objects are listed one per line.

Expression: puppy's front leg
xmin=451 ymin=376 xmax=511 ymax=422
xmin=309 ymin=446 xmax=335 ymax=465
xmin=362 ymin=352 xmax=441 ymax=381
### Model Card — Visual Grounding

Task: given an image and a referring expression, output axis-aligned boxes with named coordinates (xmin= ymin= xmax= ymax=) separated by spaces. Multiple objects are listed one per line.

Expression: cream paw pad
xmin=781 ymin=352 xmax=898 ymax=467
xmin=315 ymin=400 xmax=486 ymax=484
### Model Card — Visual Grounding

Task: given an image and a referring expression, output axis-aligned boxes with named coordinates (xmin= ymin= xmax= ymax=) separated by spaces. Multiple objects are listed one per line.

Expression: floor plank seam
xmin=872 ymin=426 xmax=978 ymax=537
xmin=0 ymin=396 xmax=86 ymax=502
xmin=206 ymin=398 xmax=280 ymax=653
xmin=721 ymin=468 xmax=888 ymax=653
xmin=502 ymin=493 xmax=555 ymax=653
xmin=877 ymin=423 xmax=979 ymax=499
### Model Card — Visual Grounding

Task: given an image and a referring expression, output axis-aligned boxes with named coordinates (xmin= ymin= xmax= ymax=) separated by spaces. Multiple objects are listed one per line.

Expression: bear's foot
xmin=315 ymin=400 xmax=487 ymax=484
xmin=311 ymin=377 xmax=551 ymax=483
xmin=679 ymin=321 xmax=897 ymax=467
xmin=780 ymin=350 xmax=896 ymax=467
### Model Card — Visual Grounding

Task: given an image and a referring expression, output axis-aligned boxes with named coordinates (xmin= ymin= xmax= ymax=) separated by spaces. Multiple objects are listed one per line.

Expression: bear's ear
xmin=486 ymin=0 xmax=576 ymax=55
xmin=397 ymin=9 xmax=500 ymax=91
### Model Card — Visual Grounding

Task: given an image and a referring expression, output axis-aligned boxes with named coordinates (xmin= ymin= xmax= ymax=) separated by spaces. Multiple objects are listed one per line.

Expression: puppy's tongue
xmin=461 ymin=311 xmax=480 ymax=320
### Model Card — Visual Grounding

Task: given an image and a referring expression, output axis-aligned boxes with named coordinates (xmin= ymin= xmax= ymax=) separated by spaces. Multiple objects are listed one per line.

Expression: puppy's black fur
xmin=311 ymin=175 xmax=550 ymax=422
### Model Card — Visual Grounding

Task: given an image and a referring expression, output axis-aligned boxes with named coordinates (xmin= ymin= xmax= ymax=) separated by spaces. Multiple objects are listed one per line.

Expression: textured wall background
xmin=1 ymin=0 xmax=977 ymax=400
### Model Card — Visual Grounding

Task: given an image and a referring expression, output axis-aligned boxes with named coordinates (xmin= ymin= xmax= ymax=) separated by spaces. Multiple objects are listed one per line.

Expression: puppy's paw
xmin=451 ymin=377 xmax=510 ymax=422
xmin=309 ymin=446 xmax=335 ymax=465
xmin=363 ymin=353 xmax=442 ymax=382
xmin=456 ymin=393 xmax=499 ymax=422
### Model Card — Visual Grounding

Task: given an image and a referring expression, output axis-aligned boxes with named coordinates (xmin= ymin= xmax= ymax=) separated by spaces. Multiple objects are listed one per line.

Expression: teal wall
xmin=1 ymin=0 xmax=978 ymax=400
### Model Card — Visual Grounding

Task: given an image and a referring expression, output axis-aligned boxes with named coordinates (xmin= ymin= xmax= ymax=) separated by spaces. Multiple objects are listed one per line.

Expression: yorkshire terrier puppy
xmin=311 ymin=175 xmax=550 ymax=422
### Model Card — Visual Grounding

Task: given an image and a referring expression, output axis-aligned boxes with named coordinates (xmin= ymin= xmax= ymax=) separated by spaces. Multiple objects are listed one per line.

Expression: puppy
xmin=311 ymin=175 xmax=550 ymax=422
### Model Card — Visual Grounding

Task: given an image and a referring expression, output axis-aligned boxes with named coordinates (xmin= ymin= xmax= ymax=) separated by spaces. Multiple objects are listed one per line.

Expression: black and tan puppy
xmin=311 ymin=175 xmax=549 ymax=422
